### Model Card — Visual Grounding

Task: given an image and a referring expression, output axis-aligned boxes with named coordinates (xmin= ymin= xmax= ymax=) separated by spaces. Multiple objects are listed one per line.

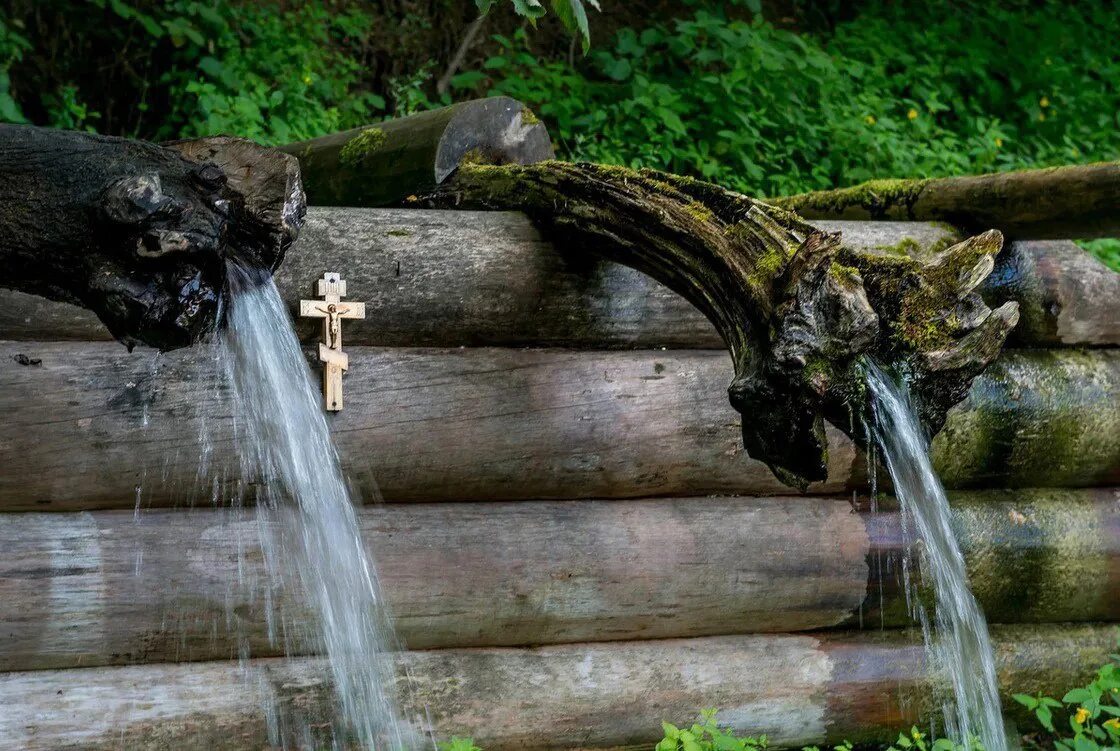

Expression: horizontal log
xmin=1 ymin=209 xmax=1112 ymax=348
xmin=1 ymin=345 xmax=1118 ymax=510
xmin=279 ymin=98 xmax=554 ymax=208
xmin=0 ymin=490 xmax=1116 ymax=673
xmin=0 ymin=625 xmax=1112 ymax=750
xmin=773 ymin=162 xmax=1120 ymax=239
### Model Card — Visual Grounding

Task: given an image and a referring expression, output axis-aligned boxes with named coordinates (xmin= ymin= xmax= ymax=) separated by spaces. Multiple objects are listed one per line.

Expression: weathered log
xmin=280 ymin=97 xmax=553 ymax=207
xmin=0 ymin=344 xmax=1117 ymax=510
xmin=419 ymin=162 xmax=1018 ymax=487
xmin=3 ymin=210 xmax=1114 ymax=349
xmin=0 ymin=490 xmax=1115 ymax=673
xmin=0 ymin=126 xmax=305 ymax=350
xmin=773 ymin=162 xmax=1120 ymax=239
xmin=0 ymin=625 xmax=1112 ymax=750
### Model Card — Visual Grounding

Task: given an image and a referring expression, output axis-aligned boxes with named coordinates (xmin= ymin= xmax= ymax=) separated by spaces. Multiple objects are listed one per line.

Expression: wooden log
xmin=1 ymin=211 xmax=1114 ymax=349
xmin=0 ymin=125 xmax=304 ymax=350
xmin=0 ymin=625 xmax=1112 ymax=750
xmin=772 ymin=162 xmax=1120 ymax=239
xmin=279 ymin=98 xmax=554 ymax=208
xmin=0 ymin=490 xmax=1115 ymax=673
xmin=0 ymin=344 xmax=1117 ymax=511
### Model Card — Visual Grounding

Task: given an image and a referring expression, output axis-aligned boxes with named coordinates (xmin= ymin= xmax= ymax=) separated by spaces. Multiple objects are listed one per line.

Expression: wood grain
xmin=0 ymin=625 xmax=1112 ymax=751
xmin=1 ymin=344 xmax=1118 ymax=510
xmin=0 ymin=490 xmax=1116 ymax=673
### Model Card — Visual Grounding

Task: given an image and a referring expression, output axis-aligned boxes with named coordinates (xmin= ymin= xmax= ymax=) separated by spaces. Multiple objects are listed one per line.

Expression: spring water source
xmin=219 ymin=263 xmax=416 ymax=749
xmin=864 ymin=361 xmax=1006 ymax=751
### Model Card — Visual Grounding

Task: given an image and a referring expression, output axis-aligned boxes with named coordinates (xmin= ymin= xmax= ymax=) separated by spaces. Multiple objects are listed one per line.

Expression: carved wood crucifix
xmin=299 ymin=272 xmax=365 ymax=411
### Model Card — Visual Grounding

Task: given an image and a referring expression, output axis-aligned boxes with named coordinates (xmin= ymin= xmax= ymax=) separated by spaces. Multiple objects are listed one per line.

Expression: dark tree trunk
xmin=0 ymin=125 xmax=305 ymax=350
xmin=417 ymin=162 xmax=1019 ymax=488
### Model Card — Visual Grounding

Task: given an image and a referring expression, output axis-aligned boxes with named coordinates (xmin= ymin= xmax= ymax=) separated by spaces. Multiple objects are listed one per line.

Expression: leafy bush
xmin=1014 ymin=646 xmax=1120 ymax=751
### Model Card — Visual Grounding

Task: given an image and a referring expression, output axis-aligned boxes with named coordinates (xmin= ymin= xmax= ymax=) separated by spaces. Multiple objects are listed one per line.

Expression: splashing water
xmin=220 ymin=263 xmax=416 ymax=749
xmin=864 ymin=361 xmax=1006 ymax=751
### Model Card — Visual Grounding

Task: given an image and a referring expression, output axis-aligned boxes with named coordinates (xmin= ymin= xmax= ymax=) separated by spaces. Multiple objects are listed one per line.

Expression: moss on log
xmin=420 ymin=162 xmax=1018 ymax=488
xmin=0 ymin=490 xmax=1116 ymax=673
xmin=0 ymin=625 xmax=1112 ymax=750
xmin=772 ymin=162 xmax=1120 ymax=239
xmin=280 ymin=97 xmax=553 ymax=207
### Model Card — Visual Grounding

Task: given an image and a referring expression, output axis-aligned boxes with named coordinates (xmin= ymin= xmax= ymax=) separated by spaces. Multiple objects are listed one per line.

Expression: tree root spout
xmin=419 ymin=162 xmax=1019 ymax=489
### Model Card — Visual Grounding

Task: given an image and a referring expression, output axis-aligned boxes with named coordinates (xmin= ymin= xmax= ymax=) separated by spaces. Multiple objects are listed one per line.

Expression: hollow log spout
xmin=0 ymin=125 xmax=305 ymax=350
xmin=417 ymin=162 xmax=1020 ymax=488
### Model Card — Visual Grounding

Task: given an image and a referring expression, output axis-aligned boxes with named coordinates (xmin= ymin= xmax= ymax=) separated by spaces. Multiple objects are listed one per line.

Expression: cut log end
xmin=419 ymin=161 xmax=1017 ymax=488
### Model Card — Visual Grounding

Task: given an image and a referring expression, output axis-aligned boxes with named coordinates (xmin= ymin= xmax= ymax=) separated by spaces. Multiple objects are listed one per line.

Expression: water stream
xmin=219 ymin=264 xmax=416 ymax=749
xmin=864 ymin=360 xmax=1006 ymax=751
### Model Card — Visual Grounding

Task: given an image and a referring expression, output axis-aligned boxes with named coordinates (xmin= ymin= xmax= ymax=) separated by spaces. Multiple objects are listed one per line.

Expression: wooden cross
xmin=299 ymin=272 xmax=365 ymax=411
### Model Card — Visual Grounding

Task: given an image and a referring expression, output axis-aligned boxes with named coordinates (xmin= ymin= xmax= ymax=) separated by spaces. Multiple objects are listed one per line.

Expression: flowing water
xmin=864 ymin=361 xmax=1006 ymax=751
xmin=220 ymin=263 xmax=416 ymax=749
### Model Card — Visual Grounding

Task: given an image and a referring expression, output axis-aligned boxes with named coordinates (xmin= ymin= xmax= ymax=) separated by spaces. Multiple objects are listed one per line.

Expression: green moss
xmin=776 ymin=177 xmax=930 ymax=219
xmin=875 ymin=237 xmax=922 ymax=256
xmin=683 ymin=201 xmax=714 ymax=223
xmin=385 ymin=229 xmax=412 ymax=237
xmin=458 ymin=147 xmax=489 ymax=166
xmin=339 ymin=126 xmax=386 ymax=167
xmin=520 ymin=106 xmax=541 ymax=126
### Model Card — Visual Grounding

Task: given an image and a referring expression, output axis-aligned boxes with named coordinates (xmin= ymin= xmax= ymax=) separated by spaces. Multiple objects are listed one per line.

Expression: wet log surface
xmin=0 ymin=343 xmax=1117 ymax=510
xmin=0 ymin=489 xmax=1115 ymax=673
xmin=773 ymin=162 xmax=1120 ymax=239
xmin=0 ymin=624 xmax=1112 ymax=750
xmin=1 ymin=210 xmax=1113 ymax=349
xmin=0 ymin=126 xmax=304 ymax=350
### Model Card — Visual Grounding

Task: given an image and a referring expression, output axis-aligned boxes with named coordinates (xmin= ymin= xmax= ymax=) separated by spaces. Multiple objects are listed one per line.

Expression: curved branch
xmin=417 ymin=162 xmax=1018 ymax=488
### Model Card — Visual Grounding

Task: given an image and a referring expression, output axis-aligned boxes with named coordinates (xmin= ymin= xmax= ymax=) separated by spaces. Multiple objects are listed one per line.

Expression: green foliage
xmin=0 ymin=18 xmax=30 ymax=123
xmin=1077 ymin=240 xmax=1120 ymax=273
xmin=475 ymin=0 xmax=601 ymax=51
xmin=656 ymin=709 xmax=767 ymax=751
xmin=439 ymin=738 xmax=483 ymax=751
xmin=1013 ymin=636 xmax=1120 ymax=751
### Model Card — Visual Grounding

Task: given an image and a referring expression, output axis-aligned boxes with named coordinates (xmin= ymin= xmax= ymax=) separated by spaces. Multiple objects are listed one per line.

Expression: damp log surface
xmin=1 ymin=209 xmax=1113 ymax=349
xmin=280 ymin=97 xmax=553 ymax=208
xmin=0 ymin=625 xmax=1112 ymax=751
xmin=0 ymin=343 xmax=1118 ymax=510
xmin=0 ymin=489 xmax=1116 ymax=672
xmin=773 ymin=162 xmax=1120 ymax=239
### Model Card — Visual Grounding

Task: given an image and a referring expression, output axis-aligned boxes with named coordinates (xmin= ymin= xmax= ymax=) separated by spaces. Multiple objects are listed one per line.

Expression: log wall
xmin=1 ymin=206 xmax=1118 ymax=750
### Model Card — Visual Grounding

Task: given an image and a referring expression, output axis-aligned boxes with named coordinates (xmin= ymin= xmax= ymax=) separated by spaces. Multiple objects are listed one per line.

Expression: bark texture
xmin=420 ymin=162 xmax=1018 ymax=487
xmin=0 ymin=125 xmax=305 ymax=350
xmin=772 ymin=162 xmax=1120 ymax=239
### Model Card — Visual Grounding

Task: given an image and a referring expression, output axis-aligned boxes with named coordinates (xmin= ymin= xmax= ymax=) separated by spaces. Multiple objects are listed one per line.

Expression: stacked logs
xmin=1 ymin=106 xmax=1120 ymax=750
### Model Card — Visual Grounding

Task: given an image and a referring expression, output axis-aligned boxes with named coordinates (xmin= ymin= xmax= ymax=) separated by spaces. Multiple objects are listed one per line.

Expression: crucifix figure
xmin=299 ymin=272 xmax=365 ymax=411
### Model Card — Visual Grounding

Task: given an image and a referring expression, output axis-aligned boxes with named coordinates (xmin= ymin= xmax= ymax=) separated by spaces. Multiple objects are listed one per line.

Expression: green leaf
xmin=511 ymin=0 xmax=546 ymax=24
xmin=550 ymin=0 xmax=593 ymax=53
xmin=1065 ymin=688 xmax=1095 ymax=704
xmin=1038 ymin=704 xmax=1055 ymax=732
xmin=1014 ymin=694 xmax=1039 ymax=710
xmin=662 ymin=722 xmax=681 ymax=740
xmin=474 ymin=0 xmax=496 ymax=14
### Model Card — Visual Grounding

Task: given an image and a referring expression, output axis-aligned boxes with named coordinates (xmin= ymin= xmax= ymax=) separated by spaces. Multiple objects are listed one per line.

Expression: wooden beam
xmin=773 ymin=162 xmax=1120 ymax=239
xmin=1 ymin=210 xmax=1113 ymax=349
xmin=0 ymin=344 xmax=1117 ymax=511
xmin=0 ymin=624 xmax=1112 ymax=750
xmin=0 ymin=490 xmax=1115 ymax=673
xmin=279 ymin=98 xmax=554 ymax=207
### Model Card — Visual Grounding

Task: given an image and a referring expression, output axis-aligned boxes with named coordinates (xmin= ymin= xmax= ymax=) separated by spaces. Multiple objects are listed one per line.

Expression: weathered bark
xmin=0 ymin=624 xmax=1112 ymax=750
xmin=1 ymin=343 xmax=1116 ymax=511
xmin=2 ymin=210 xmax=1115 ymax=349
xmin=280 ymin=97 xmax=553 ymax=207
xmin=772 ymin=162 xmax=1120 ymax=239
xmin=0 ymin=125 xmax=305 ymax=350
xmin=0 ymin=490 xmax=1114 ymax=673
xmin=420 ymin=162 xmax=1018 ymax=487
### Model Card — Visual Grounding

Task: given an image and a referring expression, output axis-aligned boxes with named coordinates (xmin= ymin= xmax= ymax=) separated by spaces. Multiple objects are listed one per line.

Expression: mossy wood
xmin=1 ymin=489 xmax=1115 ymax=673
xmin=420 ymin=162 xmax=1019 ymax=487
xmin=773 ymin=162 xmax=1120 ymax=239
xmin=3 ymin=343 xmax=1117 ymax=511
xmin=280 ymin=97 xmax=553 ymax=207
xmin=0 ymin=125 xmax=304 ymax=350
xmin=1 ymin=624 xmax=1112 ymax=750
xmin=1 ymin=210 xmax=1114 ymax=349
